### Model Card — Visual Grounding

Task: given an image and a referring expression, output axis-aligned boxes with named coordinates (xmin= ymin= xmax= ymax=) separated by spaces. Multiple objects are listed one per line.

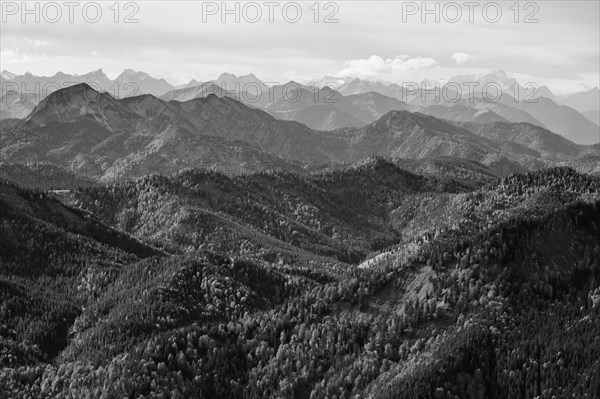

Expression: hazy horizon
xmin=2 ymin=1 xmax=598 ymax=94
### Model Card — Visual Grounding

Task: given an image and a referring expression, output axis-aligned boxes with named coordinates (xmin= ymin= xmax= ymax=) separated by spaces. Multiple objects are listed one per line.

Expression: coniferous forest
xmin=2 ymin=2 xmax=600 ymax=397
xmin=1 ymin=162 xmax=599 ymax=398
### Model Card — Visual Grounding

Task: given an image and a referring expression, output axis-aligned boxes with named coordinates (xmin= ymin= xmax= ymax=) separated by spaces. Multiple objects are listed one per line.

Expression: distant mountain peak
xmin=488 ymin=69 xmax=508 ymax=79
xmin=1 ymin=70 xmax=17 ymax=80
xmin=118 ymin=68 xmax=150 ymax=79
xmin=51 ymin=82 xmax=95 ymax=94
xmin=80 ymin=69 xmax=110 ymax=81
xmin=215 ymin=72 xmax=267 ymax=88
xmin=86 ymin=68 xmax=105 ymax=75
xmin=217 ymin=72 xmax=237 ymax=79
xmin=32 ymin=83 xmax=118 ymax=116
xmin=39 ymin=82 xmax=101 ymax=103
xmin=204 ymin=93 xmax=222 ymax=102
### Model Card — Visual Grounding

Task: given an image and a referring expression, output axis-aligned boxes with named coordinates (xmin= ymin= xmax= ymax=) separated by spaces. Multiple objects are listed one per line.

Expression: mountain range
xmin=2 ymin=69 xmax=599 ymax=145
xmin=2 ymin=65 xmax=600 ymax=399
xmin=0 ymin=68 xmax=174 ymax=99
xmin=1 ymin=83 xmax=598 ymax=183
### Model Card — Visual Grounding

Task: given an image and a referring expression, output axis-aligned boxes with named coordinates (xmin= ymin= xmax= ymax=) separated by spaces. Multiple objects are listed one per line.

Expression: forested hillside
xmin=1 ymin=165 xmax=599 ymax=398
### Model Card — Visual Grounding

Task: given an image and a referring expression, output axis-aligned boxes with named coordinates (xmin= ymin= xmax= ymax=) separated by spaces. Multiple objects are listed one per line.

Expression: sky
xmin=1 ymin=0 xmax=599 ymax=94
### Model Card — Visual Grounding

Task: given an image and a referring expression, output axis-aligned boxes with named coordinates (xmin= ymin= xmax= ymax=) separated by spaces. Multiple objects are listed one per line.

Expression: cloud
xmin=27 ymin=39 xmax=46 ymax=47
xmin=334 ymin=55 xmax=438 ymax=80
xmin=0 ymin=47 xmax=30 ymax=63
xmin=452 ymin=52 xmax=471 ymax=65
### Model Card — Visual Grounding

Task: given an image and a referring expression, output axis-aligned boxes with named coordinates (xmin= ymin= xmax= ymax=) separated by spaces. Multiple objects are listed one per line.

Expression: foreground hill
xmin=0 ymin=180 xmax=161 ymax=358
xmin=0 ymin=162 xmax=101 ymax=190
xmin=1 ymin=167 xmax=599 ymax=398
xmin=67 ymin=158 xmax=458 ymax=261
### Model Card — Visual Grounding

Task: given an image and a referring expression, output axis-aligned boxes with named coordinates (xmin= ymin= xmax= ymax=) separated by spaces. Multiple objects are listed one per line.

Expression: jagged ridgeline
xmin=1 ymin=165 xmax=599 ymax=398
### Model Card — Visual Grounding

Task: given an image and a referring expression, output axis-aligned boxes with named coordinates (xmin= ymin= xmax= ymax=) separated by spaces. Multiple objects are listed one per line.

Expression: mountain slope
xmin=160 ymin=83 xmax=233 ymax=102
xmin=338 ymin=78 xmax=407 ymax=101
xmin=0 ymin=85 xmax=309 ymax=179
xmin=455 ymin=121 xmax=584 ymax=159
xmin=408 ymin=95 xmax=545 ymax=127
xmin=497 ymin=95 xmax=600 ymax=145
xmin=421 ymin=104 xmax=509 ymax=124
xmin=69 ymin=158 xmax=448 ymax=261
xmin=338 ymin=111 xmax=518 ymax=171
xmin=2 ymin=84 xmax=594 ymax=181
xmin=339 ymin=90 xmax=413 ymax=123
xmin=0 ymin=91 xmax=37 ymax=119
xmin=214 ymin=72 xmax=268 ymax=94
xmin=583 ymin=110 xmax=600 ymax=125
xmin=260 ymin=84 xmax=412 ymax=129
xmin=113 ymin=69 xmax=174 ymax=97
xmin=269 ymin=103 xmax=367 ymax=130
xmin=0 ymin=180 xmax=161 ymax=358
xmin=558 ymin=87 xmax=600 ymax=113
xmin=0 ymin=162 xmax=101 ymax=190
xmin=1 ymin=167 xmax=599 ymax=399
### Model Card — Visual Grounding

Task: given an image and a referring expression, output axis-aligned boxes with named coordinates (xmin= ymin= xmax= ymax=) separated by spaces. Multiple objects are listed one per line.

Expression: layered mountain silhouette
xmin=583 ymin=110 xmax=600 ymax=125
xmin=214 ymin=72 xmax=269 ymax=94
xmin=420 ymin=104 xmax=508 ymax=124
xmin=163 ymin=81 xmax=415 ymax=130
xmin=405 ymin=91 xmax=598 ymax=145
xmin=317 ymin=72 xmax=600 ymax=144
xmin=1 ymin=84 xmax=344 ymax=179
xmin=495 ymin=94 xmax=600 ymax=145
xmin=0 ymin=90 xmax=37 ymax=119
xmin=1 ymin=83 xmax=596 ymax=181
xmin=408 ymin=96 xmax=545 ymax=127
xmin=3 ymin=69 xmax=598 ymax=146
xmin=160 ymin=83 xmax=233 ymax=102
xmin=0 ymin=69 xmax=174 ymax=101
xmin=113 ymin=69 xmax=174 ymax=97
xmin=558 ymin=87 xmax=600 ymax=113
xmin=337 ymin=78 xmax=408 ymax=101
